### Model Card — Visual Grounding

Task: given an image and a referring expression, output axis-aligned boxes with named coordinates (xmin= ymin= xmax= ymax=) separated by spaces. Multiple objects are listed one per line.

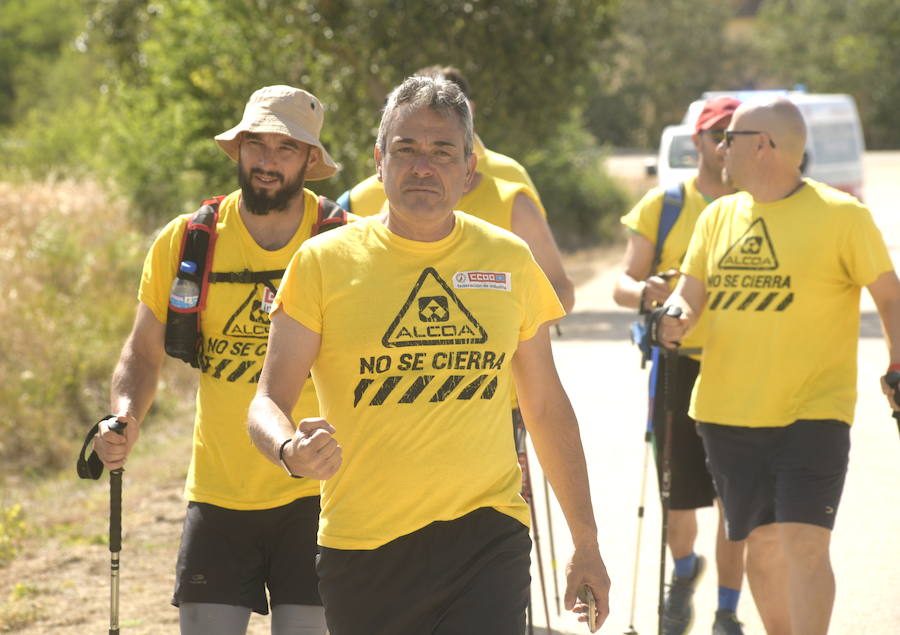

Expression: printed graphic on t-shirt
xmin=706 ymin=218 xmax=793 ymax=313
xmin=718 ymin=218 xmax=779 ymax=270
xmin=222 ymin=283 xmax=274 ymax=339
xmin=199 ymin=283 xmax=275 ymax=383
xmin=383 ymin=267 xmax=488 ymax=347
xmin=453 ymin=270 xmax=512 ymax=291
xmin=352 ymin=267 xmax=507 ymax=408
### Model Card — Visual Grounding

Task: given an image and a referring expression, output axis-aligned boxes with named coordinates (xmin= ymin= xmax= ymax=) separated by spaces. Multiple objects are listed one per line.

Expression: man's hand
xmin=93 ymin=414 xmax=139 ymax=471
xmin=563 ymin=545 xmax=611 ymax=632
xmin=881 ymin=371 xmax=900 ymax=411
xmin=658 ymin=309 xmax=689 ymax=349
xmin=282 ymin=418 xmax=342 ymax=479
xmin=642 ymin=269 xmax=679 ymax=311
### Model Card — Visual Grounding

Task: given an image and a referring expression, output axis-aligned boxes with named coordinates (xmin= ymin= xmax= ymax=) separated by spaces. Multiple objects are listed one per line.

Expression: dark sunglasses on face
xmin=723 ymin=130 xmax=777 ymax=149
xmin=700 ymin=129 xmax=727 ymax=144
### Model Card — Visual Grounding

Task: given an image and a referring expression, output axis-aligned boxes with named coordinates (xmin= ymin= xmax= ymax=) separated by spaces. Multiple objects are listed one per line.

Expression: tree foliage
xmin=50 ymin=0 xmax=619 ymax=230
xmin=756 ymin=0 xmax=900 ymax=149
xmin=585 ymin=0 xmax=734 ymax=148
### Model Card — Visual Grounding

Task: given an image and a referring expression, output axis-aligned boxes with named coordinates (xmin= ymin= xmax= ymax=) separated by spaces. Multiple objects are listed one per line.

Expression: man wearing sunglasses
xmin=658 ymin=97 xmax=900 ymax=635
xmin=613 ymin=96 xmax=747 ymax=635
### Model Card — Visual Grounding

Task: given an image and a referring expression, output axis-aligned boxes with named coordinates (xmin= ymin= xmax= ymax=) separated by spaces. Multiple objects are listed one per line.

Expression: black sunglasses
xmin=723 ymin=130 xmax=776 ymax=149
xmin=700 ymin=129 xmax=727 ymax=144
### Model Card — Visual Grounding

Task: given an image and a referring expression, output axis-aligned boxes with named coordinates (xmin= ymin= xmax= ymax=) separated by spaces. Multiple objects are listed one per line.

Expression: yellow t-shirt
xmin=682 ymin=179 xmax=893 ymax=428
xmin=343 ymin=134 xmax=546 ymax=219
xmin=274 ymin=213 xmax=565 ymax=549
xmin=139 ymin=189 xmax=328 ymax=508
xmin=620 ymin=176 xmax=711 ymax=353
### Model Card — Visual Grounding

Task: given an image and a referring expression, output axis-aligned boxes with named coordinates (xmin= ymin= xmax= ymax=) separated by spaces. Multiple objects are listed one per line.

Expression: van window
xmin=668 ymin=134 xmax=698 ymax=169
xmin=808 ymin=122 xmax=861 ymax=165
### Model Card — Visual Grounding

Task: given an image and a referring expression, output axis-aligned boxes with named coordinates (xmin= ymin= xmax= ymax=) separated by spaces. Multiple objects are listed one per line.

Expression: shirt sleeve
xmin=681 ymin=202 xmax=718 ymax=283
xmin=518 ymin=250 xmax=565 ymax=341
xmin=840 ymin=204 xmax=894 ymax=287
xmin=273 ymin=243 xmax=325 ymax=333
xmin=138 ymin=216 xmax=188 ymax=323
xmin=620 ymin=187 xmax=665 ymax=242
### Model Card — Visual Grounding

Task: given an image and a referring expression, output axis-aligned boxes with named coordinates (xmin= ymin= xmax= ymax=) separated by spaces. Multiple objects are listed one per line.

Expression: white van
xmin=652 ymin=90 xmax=866 ymax=200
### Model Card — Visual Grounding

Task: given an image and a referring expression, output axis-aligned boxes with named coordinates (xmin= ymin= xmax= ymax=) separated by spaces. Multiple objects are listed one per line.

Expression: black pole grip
xmin=109 ymin=470 xmax=123 ymax=553
xmin=108 ymin=420 xmax=126 ymax=554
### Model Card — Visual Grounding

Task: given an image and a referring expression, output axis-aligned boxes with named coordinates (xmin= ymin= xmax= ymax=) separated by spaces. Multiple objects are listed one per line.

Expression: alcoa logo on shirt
xmin=453 ymin=270 xmax=512 ymax=291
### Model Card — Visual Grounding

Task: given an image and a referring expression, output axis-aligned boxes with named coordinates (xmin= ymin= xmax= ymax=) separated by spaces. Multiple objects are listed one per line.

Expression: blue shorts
xmin=172 ymin=496 xmax=321 ymax=614
xmin=316 ymin=507 xmax=530 ymax=635
xmin=698 ymin=420 xmax=850 ymax=541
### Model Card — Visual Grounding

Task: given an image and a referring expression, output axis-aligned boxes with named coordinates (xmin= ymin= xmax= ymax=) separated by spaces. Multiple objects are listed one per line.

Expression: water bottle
xmin=170 ymin=261 xmax=200 ymax=309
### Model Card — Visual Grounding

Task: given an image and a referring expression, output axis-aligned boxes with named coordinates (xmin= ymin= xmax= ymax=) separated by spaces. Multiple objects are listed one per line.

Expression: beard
xmin=238 ymin=157 xmax=308 ymax=215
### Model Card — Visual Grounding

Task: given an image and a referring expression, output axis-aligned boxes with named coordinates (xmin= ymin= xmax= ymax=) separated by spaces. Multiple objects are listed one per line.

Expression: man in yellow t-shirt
xmin=248 ymin=76 xmax=610 ymax=635
xmin=336 ymin=65 xmax=574 ymax=313
xmin=659 ymin=97 xmax=900 ymax=635
xmin=93 ymin=85 xmax=344 ymax=634
xmin=614 ymin=96 xmax=747 ymax=635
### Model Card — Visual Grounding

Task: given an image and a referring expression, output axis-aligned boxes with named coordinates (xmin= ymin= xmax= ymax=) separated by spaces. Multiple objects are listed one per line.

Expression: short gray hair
xmin=376 ymin=75 xmax=474 ymax=158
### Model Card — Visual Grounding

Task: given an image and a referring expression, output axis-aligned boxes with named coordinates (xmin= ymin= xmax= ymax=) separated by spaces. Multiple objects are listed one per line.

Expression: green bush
xmin=520 ymin=114 xmax=630 ymax=249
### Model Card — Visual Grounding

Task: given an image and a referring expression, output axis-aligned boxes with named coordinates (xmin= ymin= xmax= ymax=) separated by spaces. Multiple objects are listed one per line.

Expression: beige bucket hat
xmin=215 ymin=85 xmax=339 ymax=181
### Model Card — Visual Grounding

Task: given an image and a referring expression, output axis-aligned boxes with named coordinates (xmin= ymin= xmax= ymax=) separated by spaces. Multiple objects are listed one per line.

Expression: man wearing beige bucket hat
xmin=248 ymin=75 xmax=610 ymax=634
xmin=94 ymin=84 xmax=347 ymax=634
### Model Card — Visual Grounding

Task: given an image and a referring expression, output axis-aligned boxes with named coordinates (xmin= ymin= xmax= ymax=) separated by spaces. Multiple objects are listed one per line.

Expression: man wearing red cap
xmin=613 ymin=96 xmax=746 ymax=635
xmin=93 ymin=85 xmax=344 ymax=634
xmin=658 ymin=96 xmax=900 ymax=635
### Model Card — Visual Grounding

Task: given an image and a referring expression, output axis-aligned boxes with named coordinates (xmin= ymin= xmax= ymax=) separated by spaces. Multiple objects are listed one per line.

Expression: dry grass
xmin=0 ymin=179 xmax=204 ymax=632
xmin=0 ymin=179 xmax=149 ymax=474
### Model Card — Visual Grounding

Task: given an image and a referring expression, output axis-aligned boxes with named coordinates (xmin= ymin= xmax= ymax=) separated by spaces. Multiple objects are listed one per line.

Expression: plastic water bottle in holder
xmin=170 ymin=261 xmax=200 ymax=309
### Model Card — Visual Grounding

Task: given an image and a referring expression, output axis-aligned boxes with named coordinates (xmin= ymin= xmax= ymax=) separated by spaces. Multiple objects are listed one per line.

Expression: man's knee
xmin=778 ymin=522 xmax=831 ymax=565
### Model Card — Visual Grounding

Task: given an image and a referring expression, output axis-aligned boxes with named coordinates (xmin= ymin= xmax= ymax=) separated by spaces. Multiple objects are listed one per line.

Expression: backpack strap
xmin=313 ymin=195 xmax=349 ymax=235
xmin=164 ymin=196 xmax=224 ymax=367
xmin=209 ymin=269 xmax=285 ymax=295
xmin=651 ymin=183 xmax=685 ymax=273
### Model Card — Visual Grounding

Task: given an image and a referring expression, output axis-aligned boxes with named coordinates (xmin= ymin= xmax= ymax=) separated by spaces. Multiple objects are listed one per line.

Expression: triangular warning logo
xmin=382 ymin=268 xmax=488 ymax=348
xmin=222 ymin=284 xmax=271 ymax=339
xmin=718 ymin=218 xmax=779 ymax=270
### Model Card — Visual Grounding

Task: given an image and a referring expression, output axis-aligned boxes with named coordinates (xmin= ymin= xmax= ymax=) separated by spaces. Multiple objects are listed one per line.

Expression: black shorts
xmin=317 ymin=507 xmax=531 ymax=635
xmin=172 ymin=496 xmax=321 ymax=614
xmin=650 ymin=355 xmax=716 ymax=510
xmin=698 ymin=420 xmax=850 ymax=541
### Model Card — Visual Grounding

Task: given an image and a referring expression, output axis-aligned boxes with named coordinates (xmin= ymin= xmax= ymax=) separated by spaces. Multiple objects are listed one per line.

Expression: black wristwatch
xmin=278 ymin=438 xmax=303 ymax=479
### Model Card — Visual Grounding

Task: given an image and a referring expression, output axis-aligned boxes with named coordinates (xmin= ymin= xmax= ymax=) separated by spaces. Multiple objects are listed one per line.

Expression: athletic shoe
xmin=712 ymin=609 xmax=745 ymax=634
xmin=662 ymin=554 xmax=706 ymax=635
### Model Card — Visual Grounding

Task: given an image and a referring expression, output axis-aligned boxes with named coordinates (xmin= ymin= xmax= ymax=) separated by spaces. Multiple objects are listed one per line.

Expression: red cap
xmin=695 ymin=96 xmax=741 ymax=133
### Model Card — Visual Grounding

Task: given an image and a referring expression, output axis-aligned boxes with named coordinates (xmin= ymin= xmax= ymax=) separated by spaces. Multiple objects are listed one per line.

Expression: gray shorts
xmin=172 ymin=496 xmax=321 ymax=614
xmin=698 ymin=420 xmax=850 ymax=541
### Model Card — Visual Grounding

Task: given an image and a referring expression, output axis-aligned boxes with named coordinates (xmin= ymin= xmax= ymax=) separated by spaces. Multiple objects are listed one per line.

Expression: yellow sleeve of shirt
xmin=620 ymin=187 xmax=666 ymax=242
xmin=138 ymin=214 xmax=190 ymax=323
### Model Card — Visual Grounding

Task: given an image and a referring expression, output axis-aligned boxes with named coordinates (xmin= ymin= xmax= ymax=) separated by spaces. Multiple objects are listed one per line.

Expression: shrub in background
xmin=522 ymin=113 xmax=631 ymax=250
xmin=0 ymin=180 xmax=153 ymax=475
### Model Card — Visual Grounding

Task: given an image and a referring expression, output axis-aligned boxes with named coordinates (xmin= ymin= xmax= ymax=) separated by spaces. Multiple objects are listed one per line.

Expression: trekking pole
xmin=624 ymin=346 xmax=661 ymax=635
xmin=657 ymin=306 xmax=682 ymax=635
xmin=885 ymin=371 xmax=900 ymax=437
xmin=514 ymin=410 xmax=553 ymax=634
xmin=76 ymin=416 xmax=127 ymax=635
xmin=543 ymin=475 xmax=561 ymax=615
xmin=108 ymin=419 xmax=127 ymax=635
